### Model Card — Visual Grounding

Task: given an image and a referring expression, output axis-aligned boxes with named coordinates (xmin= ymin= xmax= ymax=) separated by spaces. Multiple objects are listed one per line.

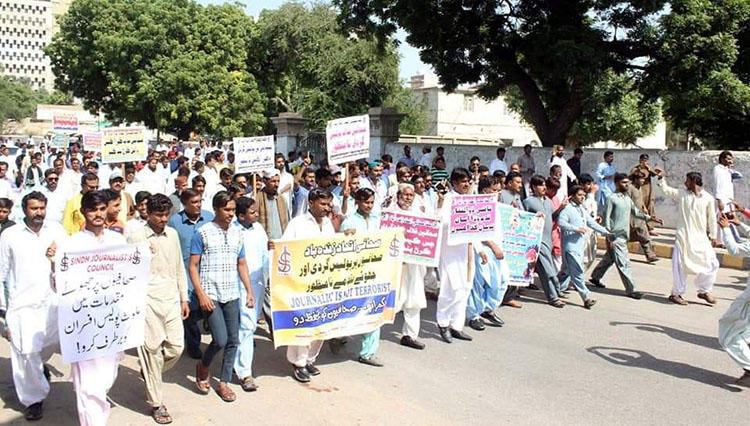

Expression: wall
xmin=385 ymin=142 xmax=748 ymax=228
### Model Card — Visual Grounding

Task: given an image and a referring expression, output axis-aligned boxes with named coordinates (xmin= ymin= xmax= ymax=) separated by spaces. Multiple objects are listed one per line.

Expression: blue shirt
xmin=341 ymin=210 xmax=381 ymax=232
xmin=168 ymin=209 xmax=214 ymax=294
xmin=596 ymin=162 xmax=616 ymax=198
xmin=558 ymin=203 xmax=609 ymax=253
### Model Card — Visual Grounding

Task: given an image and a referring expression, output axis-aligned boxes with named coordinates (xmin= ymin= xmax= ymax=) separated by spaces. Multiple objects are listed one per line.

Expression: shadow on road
xmin=587 ymin=346 xmax=742 ymax=392
xmin=610 ymin=321 xmax=721 ymax=351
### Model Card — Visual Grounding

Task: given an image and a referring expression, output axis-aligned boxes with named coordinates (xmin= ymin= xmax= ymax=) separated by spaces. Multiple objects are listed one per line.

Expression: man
xmin=418 ymin=147 xmax=433 ymax=167
xmin=590 ymin=173 xmax=660 ymax=299
xmin=109 ymin=173 xmax=135 ymax=225
xmin=596 ymin=151 xmax=616 ymax=214
xmin=626 ymin=171 xmax=658 ymax=262
xmin=0 ymin=161 xmax=13 ymax=199
xmin=64 ymin=190 xmax=127 ymax=425
xmin=280 ymin=188 xmax=336 ymax=382
xmin=567 ymin=148 xmax=584 ymax=179
xmin=168 ymin=189 xmax=213 ymax=360
xmin=0 ymin=197 xmax=14 ymax=234
xmin=40 ymin=169 xmax=66 ymax=224
xmin=467 ymin=177 xmax=507 ymax=330
xmin=135 ymin=155 xmax=168 ymax=195
xmin=0 ymin=192 xmax=65 ymax=421
xmin=629 ymin=154 xmax=659 ymax=234
xmin=436 ymin=168 xmax=486 ymax=342
xmin=713 ymin=151 xmax=734 ymax=214
xmin=523 ymin=175 xmax=567 ymax=308
xmin=62 ymin=173 xmax=99 ymax=235
xmin=233 ymin=197 xmax=268 ymax=391
xmin=558 ymin=185 xmax=611 ymax=309
xmin=341 ymin=187 xmax=385 ymax=366
xmin=219 ymin=168 xmax=234 ymax=192
xmin=275 ymin=153 xmax=295 ymax=218
xmin=489 ymin=147 xmax=508 ymax=175
xmin=202 ymin=153 xmax=221 ymax=200
xmin=102 ymin=189 xmax=126 ymax=234
xmin=189 ymin=191 xmax=254 ymax=402
xmin=168 ymin=175 xmax=188 ymax=217
xmin=517 ymin=144 xmax=535 ymax=196
xmin=293 ymin=168 xmax=316 ymax=217
xmin=657 ymin=170 xmax=719 ymax=306
xmin=23 ymin=153 xmax=44 ymax=189
xmin=256 ymin=169 xmax=289 ymax=240
xmin=398 ymin=145 xmax=417 ymax=168
xmin=360 ymin=161 xmax=388 ymax=214
xmin=549 ymin=145 xmax=577 ymax=202
xmin=717 ymin=214 xmax=750 ymax=385
xmin=127 ymin=194 xmax=188 ymax=424
xmin=498 ymin=171 xmax=525 ymax=308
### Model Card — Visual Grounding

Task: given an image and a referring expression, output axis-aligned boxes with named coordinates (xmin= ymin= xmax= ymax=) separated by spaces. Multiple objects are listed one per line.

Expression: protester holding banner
xmin=62 ymin=173 xmax=99 ymax=235
xmin=436 ymin=168 xmax=486 ymax=343
xmin=0 ymin=192 xmax=65 ymax=421
xmin=278 ymin=187 xmax=336 ymax=382
xmin=340 ymin=187 xmax=386 ymax=365
xmin=233 ymin=197 xmax=269 ymax=392
xmin=467 ymin=177 xmax=508 ymax=330
xmin=63 ymin=190 xmax=127 ymax=426
xmin=188 ymin=191 xmax=255 ymax=402
xmin=127 ymin=194 xmax=189 ymax=424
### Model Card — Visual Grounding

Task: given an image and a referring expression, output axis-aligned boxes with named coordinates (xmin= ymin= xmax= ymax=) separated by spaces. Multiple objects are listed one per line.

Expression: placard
xmin=270 ymin=230 xmax=403 ymax=347
xmin=497 ymin=203 xmax=545 ymax=287
xmin=380 ymin=210 xmax=442 ymax=267
xmin=447 ymin=194 xmax=497 ymax=245
xmin=53 ymin=114 xmax=79 ymax=133
xmin=101 ymin=127 xmax=147 ymax=164
xmin=234 ymin=136 xmax=275 ymax=173
xmin=56 ymin=243 xmax=150 ymax=363
xmin=49 ymin=133 xmax=67 ymax=149
xmin=82 ymin=132 xmax=102 ymax=152
xmin=326 ymin=114 xmax=369 ymax=164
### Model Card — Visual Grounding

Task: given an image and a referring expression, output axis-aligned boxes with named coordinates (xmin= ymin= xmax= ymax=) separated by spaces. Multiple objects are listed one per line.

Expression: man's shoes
xmin=24 ymin=402 xmax=43 ymax=421
xmin=584 ymin=298 xmax=597 ymax=310
xmin=240 ymin=376 xmax=258 ymax=392
xmin=467 ymin=318 xmax=485 ymax=331
xmin=305 ymin=363 xmax=320 ymax=376
xmin=528 ymin=283 xmax=540 ymax=290
xmin=186 ymin=348 xmax=203 ymax=360
xmin=697 ymin=292 xmax=717 ymax=305
xmin=292 ymin=366 xmax=310 ymax=383
xmin=480 ymin=311 xmax=504 ymax=326
xmin=449 ymin=328 xmax=473 ymax=341
xmin=646 ymin=253 xmax=658 ymax=263
xmin=195 ymin=362 xmax=210 ymax=394
xmin=589 ymin=278 xmax=606 ymax=288
xmin=627 ymin=292 xmax=643 ymax=300
xmin=501 ymin=300 xmax=522 ymax=308
xmin=668 ymin=294 xmax=688 ymax=305
xmin=735 ymin=369 xmax=750 ymax=387
xmin=438 ymin=326 xmax=453 ymax=343
xmin=400 ymin=335 xmax=425 ymax=350
xmin=358 ymin=356 xmax=384 ymax=367
xmin=550 ymin=299 xmax=565 ymax=308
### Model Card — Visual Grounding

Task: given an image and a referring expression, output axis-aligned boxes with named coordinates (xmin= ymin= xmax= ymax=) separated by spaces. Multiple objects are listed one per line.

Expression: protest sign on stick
xmin=56 ymin=243 xmax=151 ymax=363
xmin=326 ymin=114 xmax=369 ymax=164
xmin=234 ymin=136 xmax=275 ymax=173
xmin=101 ymin=127 xmax=147 ymax=164
xmin=496 ymin=203 xmax=544 ymax=287
xmin=82 ymin=132 xmax=102 ymax=152
xmin=270 ymin=230 xmax=403 ymax=347
xmin=447 ymin=194 xmax=497 ymax=245
xmin=380 ymin=210 xmax=442 ymax=267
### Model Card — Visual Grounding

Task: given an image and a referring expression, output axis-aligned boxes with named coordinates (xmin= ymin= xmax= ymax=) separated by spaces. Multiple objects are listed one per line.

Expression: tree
xmin=0 ymin=76 xmax=41 ymax=133
xmin=336 ymin=0 xmax=749 ymax=147
xmin=46 ymin=0 xmax=266 ymax=139
xmin=256 ymin=3 xmax=425 ymax=132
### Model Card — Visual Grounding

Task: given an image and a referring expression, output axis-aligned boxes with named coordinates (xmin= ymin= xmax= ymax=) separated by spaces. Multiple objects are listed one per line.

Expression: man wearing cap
xmin=256 ymin=169 xmax=289 ymax=240
xmin=108 ymin=172 xmax=135 ymax=225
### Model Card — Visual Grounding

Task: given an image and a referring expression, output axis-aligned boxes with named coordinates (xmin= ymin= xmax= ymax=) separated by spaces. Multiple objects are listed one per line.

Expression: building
xmin=409 ymin=73 xmax=666 ymax=149
xmin=0 ymin=0 xmax=72 ymax=92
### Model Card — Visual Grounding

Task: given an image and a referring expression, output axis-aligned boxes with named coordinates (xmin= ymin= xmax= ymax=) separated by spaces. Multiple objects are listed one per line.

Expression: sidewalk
xmin=596 ymin=227 xmax=750 ymax=270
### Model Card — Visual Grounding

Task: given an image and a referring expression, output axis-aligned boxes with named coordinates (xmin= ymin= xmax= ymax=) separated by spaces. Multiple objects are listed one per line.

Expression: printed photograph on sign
xmin=497 ymin=203 xmax=544 ymax=287
xmin=326 ymin=114 xmax=370 ymax=164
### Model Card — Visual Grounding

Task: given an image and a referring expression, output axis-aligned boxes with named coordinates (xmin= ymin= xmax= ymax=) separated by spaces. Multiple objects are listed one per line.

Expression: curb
xmin=595 ymin=236 xmax=749 ymax=271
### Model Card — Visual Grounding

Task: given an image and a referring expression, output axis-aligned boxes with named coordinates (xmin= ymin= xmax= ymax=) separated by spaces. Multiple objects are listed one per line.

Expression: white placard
xmin=234 ymin=135 xmax=275 ymax=173
xmin=326 ymin=114 xmax=370 ymax=164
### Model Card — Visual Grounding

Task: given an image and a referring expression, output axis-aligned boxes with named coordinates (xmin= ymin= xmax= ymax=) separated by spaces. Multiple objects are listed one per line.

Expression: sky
xmin=196 ymin=0 xmax=428 ymax=81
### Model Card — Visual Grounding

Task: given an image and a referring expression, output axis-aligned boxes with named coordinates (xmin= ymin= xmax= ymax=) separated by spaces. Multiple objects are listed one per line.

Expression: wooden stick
xmin=253 ymin=173 xmax=258 ymax=200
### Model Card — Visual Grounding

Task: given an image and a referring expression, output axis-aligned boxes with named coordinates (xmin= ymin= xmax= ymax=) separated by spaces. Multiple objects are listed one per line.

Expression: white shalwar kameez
xmin=719 ymin=223 xmax=750 ymax=371
xmin=281 ymin=213 xmax=336 ymax=367
xmin=436 ymin=191 xmax=473 ymax=331
xmin=657 ymin=179 xmax=719 ymax=296
xmin=389 ymin=203 xmax=427 ymax=339
xmin=0 ymin=221 xmax=67 ymax=408
xmin=62 ymin=228 xmax=127 ymax=426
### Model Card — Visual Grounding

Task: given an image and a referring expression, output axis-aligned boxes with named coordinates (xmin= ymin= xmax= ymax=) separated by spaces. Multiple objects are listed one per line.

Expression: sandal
xmin=216 ymin=383 xmax=236 ymax=402
xmin=240 ymin=376 xmax=258 ymax=392
xmin=151 ymin=405 xmax=173 ymax=424
xmin=195 ymin=362 xmax=210 ymax=394
xmin=550 ymin=299 xmax=565 ymax=308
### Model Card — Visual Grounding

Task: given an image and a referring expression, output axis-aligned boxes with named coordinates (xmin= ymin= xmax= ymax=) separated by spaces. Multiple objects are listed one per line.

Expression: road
xmin=1 ymin=254 xmax=748 ymax=425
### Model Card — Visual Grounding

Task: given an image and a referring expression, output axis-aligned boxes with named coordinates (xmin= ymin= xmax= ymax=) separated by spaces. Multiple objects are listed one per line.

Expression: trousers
xmin=10 ymin=344 xmax=55 ymax=407
xmin=564 ymin=251 xmax=591 ymax=302
xmin=591 ymin=238 xmax=636 ymax=294
xmin=286 ymin=340 xmax=324 ymax=368
xmin=359 ymin=329 xmax=380 ymax=359
xmin=234 ymin=280 xmax=266 ymax=379
xmin=671 ymin=244 xmax=718 ymax=296
xmin=71 ymin=353 xmax=122 ymax=426
xmin=138 ymin=300 xmax=184 ymax=407
xmin=201 ymin=299 xmax=240 ymax=383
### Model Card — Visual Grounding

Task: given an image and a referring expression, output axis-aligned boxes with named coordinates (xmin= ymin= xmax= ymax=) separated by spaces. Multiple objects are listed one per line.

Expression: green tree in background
xmin=256 ymin=2 xmax=425 ymax=132
xmin=336 ymin=0 xmax=749 ymax=148
xmin=47 ymin=0 xmax=266 ymax=139
xmin=0 ymin=76 xmax=41 ymax=133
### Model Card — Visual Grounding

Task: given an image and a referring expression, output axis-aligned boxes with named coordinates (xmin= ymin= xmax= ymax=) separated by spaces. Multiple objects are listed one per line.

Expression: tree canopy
xmin=0 ymin=76 xmax=41 ymax=133
xmin=336 ymin=0 xmax=750 ymax=148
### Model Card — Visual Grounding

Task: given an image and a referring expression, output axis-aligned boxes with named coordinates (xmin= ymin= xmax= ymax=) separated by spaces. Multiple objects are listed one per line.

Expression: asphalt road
xmin=1 ymin=254 xmax=748 ymax=425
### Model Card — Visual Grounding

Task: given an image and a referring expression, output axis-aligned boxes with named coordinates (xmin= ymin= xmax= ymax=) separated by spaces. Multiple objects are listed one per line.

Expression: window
xmin=463 ymin=94 xmax=475 ymax=112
